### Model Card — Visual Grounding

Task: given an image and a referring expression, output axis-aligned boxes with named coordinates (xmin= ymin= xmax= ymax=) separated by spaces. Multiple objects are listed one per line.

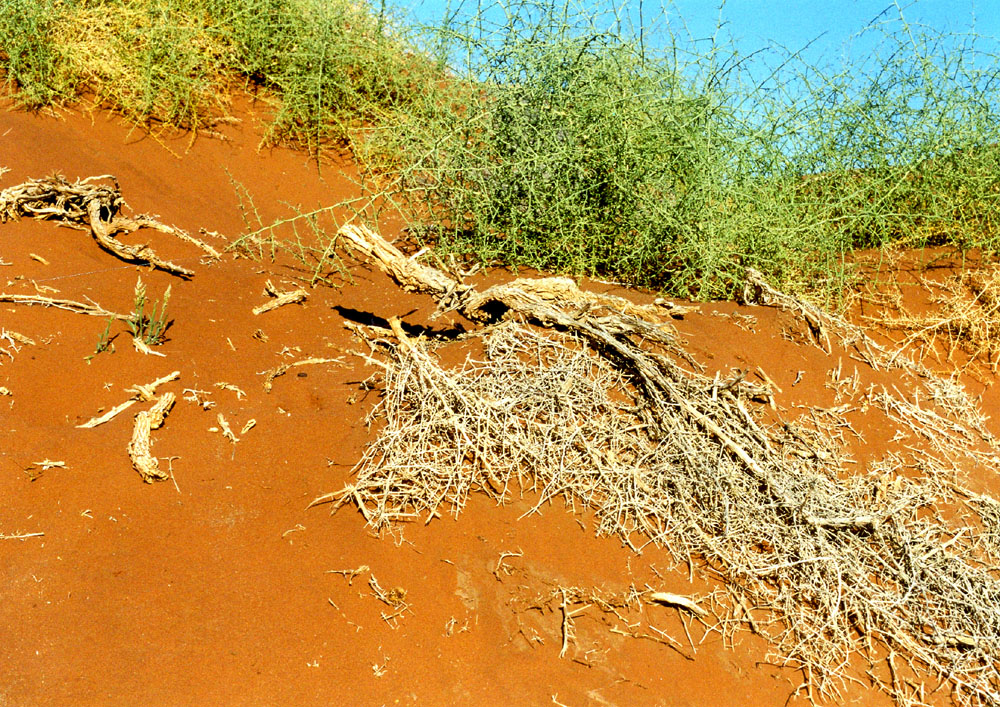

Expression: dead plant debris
xmin=0 ymin=174 xmax=209 ymax=276
xmin=252 ymin=280 xmax=308 ymax=315
xmin=262 ymin=356 xmax=340 ymax=392
xmin=876 ymin=265 xmax=1000 ymax=372
xmin=127 ymin=392 xmax=176 ymax=482
xmin=313 ymin=224 xmax=1000 ymax=706
xmin=0 ymin=531 xmax=44 ymax=540
xmin=77 ymin=370 xmax=180 ymax=428
xmin=0 ymin=293 xmax=128 ymax=320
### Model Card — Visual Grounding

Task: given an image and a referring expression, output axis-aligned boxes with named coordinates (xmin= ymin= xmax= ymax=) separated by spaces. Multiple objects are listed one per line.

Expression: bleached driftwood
xmin=0 ymin=175 xmax=205 ymax=276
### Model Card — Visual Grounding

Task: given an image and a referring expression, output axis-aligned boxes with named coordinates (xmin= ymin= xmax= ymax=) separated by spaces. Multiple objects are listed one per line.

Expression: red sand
xmin=0 ymin=100 xmax=992 ymax=705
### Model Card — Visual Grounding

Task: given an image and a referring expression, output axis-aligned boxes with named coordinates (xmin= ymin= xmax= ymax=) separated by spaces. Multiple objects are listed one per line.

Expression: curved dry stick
xmin=0 ymin=175 xmax=194 ymax=277
xmin=88 ymin=202 xmax=194 ymax=277
xmin=128 ymin=392 xmax=176 ymax=483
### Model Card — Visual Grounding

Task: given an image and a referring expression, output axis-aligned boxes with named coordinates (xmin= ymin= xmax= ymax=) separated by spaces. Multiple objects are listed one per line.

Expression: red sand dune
xmin=2 ymin=99 xmax=995 ymax=706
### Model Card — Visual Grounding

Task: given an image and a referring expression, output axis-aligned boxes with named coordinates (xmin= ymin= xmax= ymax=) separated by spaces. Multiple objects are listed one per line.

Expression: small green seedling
xmin=85 ymin=316 xmax=117 ymax=362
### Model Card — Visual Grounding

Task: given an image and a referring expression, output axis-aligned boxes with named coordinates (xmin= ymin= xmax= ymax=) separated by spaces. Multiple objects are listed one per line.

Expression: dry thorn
xmin=325 ymin=565 xmax=370 ymax=585
xmin=262 ymin=356 xmax=341 ymax=392
xmin=29 ymin=280 xmax=57 ymax=295
xmin=1 ymin=531 xmax=44 ymax=540
xmin=557 ymin=588 xmax=590 ymax=659
xmin=132 ymin=336 xmax=166 ymax=357
xmin=281 ymin=524 xmax=306 ymax=539
xmin=648 ymin=592 xmax=708 ymax=618
xmin=182 ymin=388 xmax=215 ymax=410
xmin=216 ymin=413 xmax=238 ymax=443
xmin=215 ymin=382 xmax=246 ymax=400
xmin=493 ymin=549 xmax=524 ymax=580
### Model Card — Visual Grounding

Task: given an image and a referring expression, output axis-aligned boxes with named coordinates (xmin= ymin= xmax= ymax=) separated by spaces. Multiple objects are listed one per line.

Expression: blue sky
xmin=666 ymin=1 xmax=991 ymax=56
xmin=390 ymin=0 xmax=997 ymax=71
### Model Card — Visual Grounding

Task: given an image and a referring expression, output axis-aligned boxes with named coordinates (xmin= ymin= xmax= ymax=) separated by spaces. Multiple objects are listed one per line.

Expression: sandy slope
xmin=2 ymin=99 xmax=993 ymax=706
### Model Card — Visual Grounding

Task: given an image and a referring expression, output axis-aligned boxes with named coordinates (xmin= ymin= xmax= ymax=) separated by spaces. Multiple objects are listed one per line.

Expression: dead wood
xmin=320 ymin=224 xmax=1000 ymax=706
xmin=339 ymin=224 xmax=695 ymax=324
xmin=253 ymin=280 xmax=308 ymax=315
xmin=77 ymin=371 xmax=180 ymax=429
xmin=0 ymin=293 xmax=129 ymax=319
xmin=742 ymin=267 xmax=834 ymax=352
xmin=0 ymin=175 xmax=195 ymax=276
xmin=128 ymin=392 xmax=175 ymax=482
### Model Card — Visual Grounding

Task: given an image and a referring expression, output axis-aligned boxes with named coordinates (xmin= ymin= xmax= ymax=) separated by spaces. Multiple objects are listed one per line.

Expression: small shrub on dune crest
xmin=0 ymin=0 xmax=433 ymax=145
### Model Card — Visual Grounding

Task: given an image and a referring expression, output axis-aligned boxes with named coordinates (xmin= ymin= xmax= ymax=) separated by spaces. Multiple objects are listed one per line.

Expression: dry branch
xmin=253 ymin=280 xmax=308 ymax=315
xmin=0 ymin=175 xmax=194 ymax=276
xmin=649 ymin=592 xmax=708 ymax=617
xmin=128 ymin=392 xmax=175 ymax=482
xmin=0 ymin=293 xmax=129 ymax=320
xmin=1 ymin=531 xmax=44 ymax=540
xmin=339 ymin=224 xmax=695 ymax=323
xmin=743 ymin=267 xmax=833 ymax=352
xmin=78 ymin=370 xmax=180 ymax=428
xmin=2 ymin=330 xmax=35 ymax=346
xmin=320 ymin=224 xmax=1000 ymax=705
xmin=77 ymin=399 xmax=138 ymax=429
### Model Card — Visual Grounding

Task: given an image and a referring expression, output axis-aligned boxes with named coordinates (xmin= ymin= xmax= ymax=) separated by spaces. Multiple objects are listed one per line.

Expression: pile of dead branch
xmin=316 ymin=225 xmax=1000 ymax=706
xmin=0 ymin=174 xmax=219 ymax=275
xmin=876 ymin=266 xmax=1000 ymax=373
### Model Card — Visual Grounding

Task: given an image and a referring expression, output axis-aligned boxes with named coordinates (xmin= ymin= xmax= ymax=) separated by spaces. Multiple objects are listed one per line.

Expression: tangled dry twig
xmin=315 ymin=225 xmax=1000 ymax=705
xmin=0 ymin=174 xmax=211 ymax=276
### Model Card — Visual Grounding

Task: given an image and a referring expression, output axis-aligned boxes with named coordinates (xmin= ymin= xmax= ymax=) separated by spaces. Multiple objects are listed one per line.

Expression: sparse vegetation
xmin=365 ymin=1 xmax=1000 ymax=301
xmin=85 ymin=316 xmax=116 ymax=361
xmin=128 ymin=277 xmax=171 ymax=346
xmin=223 ymin=175 xmax=352 ymax=286
xmin=0 ymin=0 xmax=436 ymax=146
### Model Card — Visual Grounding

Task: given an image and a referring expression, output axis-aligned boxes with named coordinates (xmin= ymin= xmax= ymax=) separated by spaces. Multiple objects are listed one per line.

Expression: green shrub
xmin=366 ymin=1 xmax=1000 ymax=299
xmin=0 ymin=0 xmax=66 ymax=106
xmin=1 ymin=0 xmax=997 ymax=301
